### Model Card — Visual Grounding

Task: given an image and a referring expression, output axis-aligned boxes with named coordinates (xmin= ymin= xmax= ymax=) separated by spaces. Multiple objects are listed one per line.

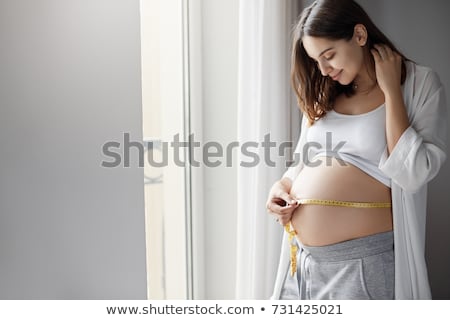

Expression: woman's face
xmin=302 ymin=34 xmax=366 ymax=85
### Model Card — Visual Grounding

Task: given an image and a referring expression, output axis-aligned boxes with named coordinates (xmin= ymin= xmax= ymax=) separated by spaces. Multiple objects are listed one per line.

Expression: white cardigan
xmin=271 ymin=61 xmax=448 ymax=300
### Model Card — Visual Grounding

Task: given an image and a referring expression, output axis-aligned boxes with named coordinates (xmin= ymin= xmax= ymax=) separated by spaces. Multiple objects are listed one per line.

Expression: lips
xmin=330 ymin=70 xmax=342 ymax=81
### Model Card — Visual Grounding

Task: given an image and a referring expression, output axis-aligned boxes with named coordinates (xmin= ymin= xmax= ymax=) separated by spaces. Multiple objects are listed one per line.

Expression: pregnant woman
xmin=266 ymin=0 xmax=447 ymax=299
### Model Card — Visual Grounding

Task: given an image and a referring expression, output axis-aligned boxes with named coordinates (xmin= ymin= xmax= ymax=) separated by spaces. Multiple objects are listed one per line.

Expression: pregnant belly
xmin=290 ymin=156 xmax=393 ymax=246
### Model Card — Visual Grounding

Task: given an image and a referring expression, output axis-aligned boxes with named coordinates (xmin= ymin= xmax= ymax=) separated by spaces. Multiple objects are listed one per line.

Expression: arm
xmin=371 ymin=44 xmax=410 ymax=154
xmin=265 ymin=113 xmax=308 ymax=224
xmin=379 ymin=82 xmax=447 ymax=193
xmin=372 ymin=45 xmax=447 ymax=193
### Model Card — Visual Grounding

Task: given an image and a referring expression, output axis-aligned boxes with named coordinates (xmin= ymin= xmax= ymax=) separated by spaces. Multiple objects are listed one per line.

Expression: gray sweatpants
xmin=280 ymin=231 xmax=394 ymax=300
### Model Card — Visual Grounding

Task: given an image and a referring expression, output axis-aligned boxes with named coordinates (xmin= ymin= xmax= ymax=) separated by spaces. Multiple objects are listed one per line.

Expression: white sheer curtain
xmin=235 ymin=0 xmax=302 ymax=299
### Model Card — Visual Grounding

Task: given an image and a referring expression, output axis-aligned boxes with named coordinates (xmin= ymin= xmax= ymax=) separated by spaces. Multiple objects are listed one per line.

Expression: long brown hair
xmin=292 ymin=0 xmax=408 ymax=125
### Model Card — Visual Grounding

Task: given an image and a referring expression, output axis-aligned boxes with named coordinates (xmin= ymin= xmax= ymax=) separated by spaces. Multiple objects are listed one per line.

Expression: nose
xmin=317 ymin=60 xmax=332 ymax=76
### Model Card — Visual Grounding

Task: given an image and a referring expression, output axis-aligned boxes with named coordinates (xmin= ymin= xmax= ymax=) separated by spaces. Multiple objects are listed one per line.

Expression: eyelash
xmin=314 ymin=54 xmax=334 ymax=65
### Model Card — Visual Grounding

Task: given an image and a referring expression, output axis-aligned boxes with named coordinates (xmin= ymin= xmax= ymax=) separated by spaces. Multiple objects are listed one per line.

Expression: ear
xmin=353 ymin=24 xmax=368 ymax=46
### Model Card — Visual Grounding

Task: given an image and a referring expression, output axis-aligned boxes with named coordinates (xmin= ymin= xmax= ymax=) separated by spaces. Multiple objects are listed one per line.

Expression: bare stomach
xmin=290 ymin=156 xmax=392 ymax=246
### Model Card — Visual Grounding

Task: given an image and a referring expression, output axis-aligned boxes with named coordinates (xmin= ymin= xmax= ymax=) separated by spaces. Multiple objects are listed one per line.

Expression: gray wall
xmin=0 ymin=0 xmax=147 ymax=298
xmin=357 ymin=0 xmax=450 ymax=299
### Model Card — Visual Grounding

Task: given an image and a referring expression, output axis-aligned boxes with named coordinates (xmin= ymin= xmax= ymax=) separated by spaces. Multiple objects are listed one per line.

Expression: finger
xmin=393 ymin=50 xmax=402 ymax=62
xmin=267 ymin=200 xmax=298 ymax=215
xmin=383 ymin=45 xmax=394 ymax=58
xmin=371 ymin=48 xmax=381 ymax=63
xmin=275 ymin=191 xmax=297 ymax=206
xmin=374 ymin=44 xmax=386 ymax=60
xmin=266 ymin=201 xmax=288 ymax=214
xmin=281 ymin=201 xmax=299 ymax=212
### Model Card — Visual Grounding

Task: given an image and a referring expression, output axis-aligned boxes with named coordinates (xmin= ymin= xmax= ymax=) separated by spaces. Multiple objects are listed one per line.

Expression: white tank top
xmin=305 ymin=103 xmax=391 ymax=187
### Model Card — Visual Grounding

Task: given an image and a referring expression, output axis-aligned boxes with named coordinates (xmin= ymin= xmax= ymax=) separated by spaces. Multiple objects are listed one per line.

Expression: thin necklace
xmin=353 ymin=82 xmax=377 ymax=95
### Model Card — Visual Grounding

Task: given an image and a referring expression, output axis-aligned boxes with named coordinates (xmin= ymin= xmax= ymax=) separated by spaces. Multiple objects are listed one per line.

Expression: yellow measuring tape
xmin=296 ymin=198 xmax=392 ymax=208
xmin=284 ymin=223 xmax=298 ymax=277
xmin=285 ymin=198 xmax=392 ymax=277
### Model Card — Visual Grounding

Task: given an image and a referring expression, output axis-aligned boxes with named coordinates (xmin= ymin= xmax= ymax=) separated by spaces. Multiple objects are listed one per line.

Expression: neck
xmin=352 ymin=81 xmax=377 ymax=94
xmin=353 ymin=68 xmax=377 ymax=94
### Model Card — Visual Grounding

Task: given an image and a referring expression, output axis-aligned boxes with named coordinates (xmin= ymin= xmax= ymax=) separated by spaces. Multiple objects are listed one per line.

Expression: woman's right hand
xmin=266 ymin=177 xmax=299 ymax=226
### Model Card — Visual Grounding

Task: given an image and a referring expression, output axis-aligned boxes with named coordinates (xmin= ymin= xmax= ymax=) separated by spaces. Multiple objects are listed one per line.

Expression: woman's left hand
xmin=371 ymin=44 xmax=402 ymax=97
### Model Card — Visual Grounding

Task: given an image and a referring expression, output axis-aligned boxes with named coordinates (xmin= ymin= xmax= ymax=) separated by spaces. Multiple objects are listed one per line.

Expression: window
xmin=140 ymin=0 xmax=238 ymax=299
xmin=140 ymin=0 xmax=193 ymax=299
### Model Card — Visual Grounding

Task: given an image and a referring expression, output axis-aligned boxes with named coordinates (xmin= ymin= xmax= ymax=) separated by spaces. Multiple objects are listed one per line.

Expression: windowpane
xmin=140 ymin=0 xmax=188 ymax=299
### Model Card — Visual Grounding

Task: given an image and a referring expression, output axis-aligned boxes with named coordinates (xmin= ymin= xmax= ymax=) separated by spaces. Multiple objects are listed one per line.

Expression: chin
xmin=338 ymin=76 xmax=352 ymax=86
